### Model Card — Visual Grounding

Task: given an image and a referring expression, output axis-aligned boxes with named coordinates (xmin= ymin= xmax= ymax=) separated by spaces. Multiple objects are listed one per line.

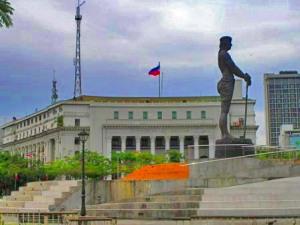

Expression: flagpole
xmin=161 ymin=72 xmax=163 ymax=97
xmin=158 ymin=61 xmax=161 ymax=97
xmin=159 ymin=73 xmax=161 ymax=97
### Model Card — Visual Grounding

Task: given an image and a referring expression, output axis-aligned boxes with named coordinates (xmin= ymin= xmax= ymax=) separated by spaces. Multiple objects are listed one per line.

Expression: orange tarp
xmin=122 ymin=163 xmax=189 ymax=181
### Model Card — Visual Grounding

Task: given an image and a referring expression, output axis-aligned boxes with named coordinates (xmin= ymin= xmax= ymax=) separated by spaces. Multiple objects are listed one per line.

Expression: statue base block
xmin=215 ymin=137 xmax=254 ymax=158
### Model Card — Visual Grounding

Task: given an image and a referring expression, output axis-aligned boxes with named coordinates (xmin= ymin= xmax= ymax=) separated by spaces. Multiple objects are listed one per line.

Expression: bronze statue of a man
xmin=218 ymin=36 xmax=251 ymax=140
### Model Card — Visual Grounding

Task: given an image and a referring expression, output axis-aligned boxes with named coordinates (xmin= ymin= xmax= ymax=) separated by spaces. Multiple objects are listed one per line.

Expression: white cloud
xmin=4 ymin=1 xmax=300 ymax=74
xmin=12 ymin=0 xmax=74 ymax=34
xmin=256 ymin=110 xmax=266 ymax=145
xmin=159 ymin=2 xmax=224 ymax=33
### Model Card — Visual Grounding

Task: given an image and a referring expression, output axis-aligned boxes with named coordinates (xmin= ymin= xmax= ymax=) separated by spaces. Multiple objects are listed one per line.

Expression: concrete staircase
xmin=87 ymin=176 xmax=300 ymax=219
xmin=198 ymin=176 xmax=300 ymax=217
xmin=87 ymin=188 xmax=204 ymax=219
xmin=0 ymin=180 xmax=80 ymax=212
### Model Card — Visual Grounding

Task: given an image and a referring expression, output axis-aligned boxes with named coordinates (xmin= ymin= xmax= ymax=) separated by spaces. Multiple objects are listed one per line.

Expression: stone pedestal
xmin=215 ymin=137 xmax=254 ymax=158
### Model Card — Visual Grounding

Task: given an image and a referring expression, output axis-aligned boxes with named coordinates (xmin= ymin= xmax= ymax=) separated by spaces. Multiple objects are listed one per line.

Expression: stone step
xmin=129 ymin=195 xmax=202 ymax=202
xmin=2 ymin=201 xmax=25 ymax=208
xmin=56 ymin=180 xmax=79 ymax=185
xmin=27 ymin=181 xmax=57 ymax=188
xmin=203 ymin=190 xmax=300 ymax=196
xmin=202 ymin=194 xmax=300 ymax=201
xmin=24 ymin=201 xmax=54 ymax=210
xmin=89 ymin=201 xmax=200 ymax=210
xmin=3 ymin=195 xmax=33 ymax=201
xmin=204 ymin=186 xmax=300 ymax=194
xmin=48 ymin=185 xmax=78 ymax=192
xmin=32 ymin=195 xmax=58 ymax=202
xmin=13 ymin=190 xmax=43 ymax=196
xmin=41 ymin=190 xmax=68 ymax=198
xmin=159 ymin=188 xmax=204 ymax=196
xmin=200 ymin=200 xmax=300 ymax=208
xmin=197 ymin=207 xmax=300 ymax=217
xmin=88 ymin=208 xmax=198 ymax=219
xmin=19 ymin=185 xmax=49 ymax=192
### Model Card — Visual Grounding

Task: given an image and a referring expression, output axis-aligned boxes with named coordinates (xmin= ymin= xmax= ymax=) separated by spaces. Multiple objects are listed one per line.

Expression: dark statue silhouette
xmin=215 ymin=36 xmax=254 ymax=158
xmin=217 ymin=36 xmax=251 ymax=140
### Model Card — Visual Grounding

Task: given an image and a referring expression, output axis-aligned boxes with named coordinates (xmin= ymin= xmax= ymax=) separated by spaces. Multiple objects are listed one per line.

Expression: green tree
xmin=111 ymin=151 xmax=168 ymax=175
xmin=167 ymin=150 xmax=183 ymax=162
xmin=43 ymin=151 xmax=111 ymax=179
xmin=0 ymin=0 xmax=14 ymax=28
xmin=0 ymin=152 xmax=45 ymax=196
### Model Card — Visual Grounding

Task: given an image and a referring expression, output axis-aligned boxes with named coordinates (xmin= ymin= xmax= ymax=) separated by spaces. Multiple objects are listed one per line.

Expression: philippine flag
xmin=148 ymin=63 xmax=160 ymax=76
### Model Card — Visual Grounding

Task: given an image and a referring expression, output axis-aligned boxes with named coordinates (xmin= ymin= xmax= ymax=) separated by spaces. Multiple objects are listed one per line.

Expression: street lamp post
xmin=78 ymin=130 xmax=89 ymax=217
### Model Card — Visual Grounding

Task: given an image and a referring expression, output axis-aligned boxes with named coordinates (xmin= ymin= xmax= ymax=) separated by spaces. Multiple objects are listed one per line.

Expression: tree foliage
xmin=111 ymin=151 xmax=168 ymax=175
xmin=0 ymin=152 xmax=45 ymax=196
xmin=0 ymin=0 xmax=14 ymax=28
xmin=167 ymin=150 xmax=183 ymax=162
xmin=43 ymin=151 xmax=111 ymax=179
xmin=0 ymin=149 xmax=183 ymax=196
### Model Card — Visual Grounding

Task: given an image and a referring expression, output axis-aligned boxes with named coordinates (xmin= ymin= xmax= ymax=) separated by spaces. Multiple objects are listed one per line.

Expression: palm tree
xmin=0 ymin=0 xmax=14 ymax=28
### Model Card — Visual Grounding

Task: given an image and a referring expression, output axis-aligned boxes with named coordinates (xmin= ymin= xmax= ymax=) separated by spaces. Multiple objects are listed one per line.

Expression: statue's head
xmin=219 ymin=36 xmax=232 ymax=50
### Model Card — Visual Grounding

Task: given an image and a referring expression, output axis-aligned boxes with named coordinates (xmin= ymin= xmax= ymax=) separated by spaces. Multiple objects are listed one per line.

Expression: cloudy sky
xmin=1 ymin=0 xmax=300 ymax=144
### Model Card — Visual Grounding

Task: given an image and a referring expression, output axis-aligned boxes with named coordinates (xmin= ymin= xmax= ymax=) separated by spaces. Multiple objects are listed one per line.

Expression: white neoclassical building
xmin=0 ymin=80 xmax=258 ymax=162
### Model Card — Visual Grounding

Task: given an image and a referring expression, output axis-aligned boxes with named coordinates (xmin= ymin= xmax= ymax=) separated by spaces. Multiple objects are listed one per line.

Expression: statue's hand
xmin=244 ymin=73 xmax=251 ymax=86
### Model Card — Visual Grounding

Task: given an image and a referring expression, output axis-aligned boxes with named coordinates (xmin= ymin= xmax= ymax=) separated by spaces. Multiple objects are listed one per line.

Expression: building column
xmin=42 ymin=143 xmax=46 ymax=163
xmin=106 ymin=137 xmax=112 ymax=159
xmin=121 ymin=136 xmax=126 ymax=152
xmin=208 ymin=136 xmax=215 ymax=159
xmin=36 ymin=145 xmax=40 ymax=162
xmin=136 ymin=136 xmax=141 ymax=152
xmin=194 ymin=135 xmax=199 ymax=160
xmin=150 ymin=136 xmax=155 ymax=155
xmin=45 ymin=141 xmax=50 ymax=163
xmin=165 ymin=136 xmax=170 ymax=151
xmin=179 ymin=136 xmax=184 ymax=155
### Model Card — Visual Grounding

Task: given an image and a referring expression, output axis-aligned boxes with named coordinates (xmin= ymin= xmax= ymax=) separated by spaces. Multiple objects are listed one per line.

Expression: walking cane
xmin=243 ymin=83 xmax=249 ymax=139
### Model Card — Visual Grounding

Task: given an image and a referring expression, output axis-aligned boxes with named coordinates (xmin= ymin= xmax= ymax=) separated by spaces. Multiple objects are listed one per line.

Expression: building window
xmin=172 ymin=111 xmax=177 ymax=120
xmin=157 ymin=111 xmax=162 ymax=120
xmin=186 ymin=111 xmax=192 ymax=119
xmin=128 ymin=111 xmax=133 ymax=120
xmin=114 ymin=111 xmax=119 ymax=119
xmin=35 ymin=117 xmax=37 ymax=123
xmin=75 ymin=119 xmax=80 ymax=127
xmin=74 ymin=137 xmax=80 ymax=145
xmin=201 ymin=110 xmax=206 ymax=119
xmin=112 ymin=136 xmax=121 ymax=150
xmin=143 ymin=111 xmax=148 ymax=120
xmin=126 ymin=136 xmax=136 ymax=150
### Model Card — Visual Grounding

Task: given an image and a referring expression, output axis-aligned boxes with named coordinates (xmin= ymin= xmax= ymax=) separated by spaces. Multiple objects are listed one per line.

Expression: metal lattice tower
xmin=51 ymin=70 xmax=58 ymax=104
xmin=73 ymin=0 xmax=86 ymax=98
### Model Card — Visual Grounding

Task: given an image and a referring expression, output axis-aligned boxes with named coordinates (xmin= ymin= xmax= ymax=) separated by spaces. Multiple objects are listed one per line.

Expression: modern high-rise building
xmin=264 ymin=71 xmax=300 ymax=146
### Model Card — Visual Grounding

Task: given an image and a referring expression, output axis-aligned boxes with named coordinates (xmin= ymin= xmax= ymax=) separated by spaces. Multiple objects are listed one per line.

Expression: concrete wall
xmin=58 ymin=158 xmax=300 ymax=210
xmin=189 ymin=157 xmax=300 ymax=187
xmin=58 ymin=179 xmax=187 ymax=210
